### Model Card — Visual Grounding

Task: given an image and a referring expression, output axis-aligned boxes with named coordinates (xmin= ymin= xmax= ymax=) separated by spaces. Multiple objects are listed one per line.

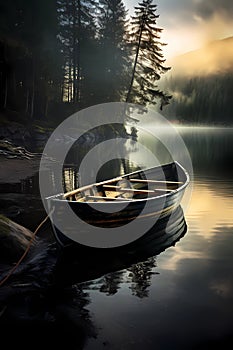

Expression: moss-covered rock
xmin=0 ymin=215 xmax=36 ymax=263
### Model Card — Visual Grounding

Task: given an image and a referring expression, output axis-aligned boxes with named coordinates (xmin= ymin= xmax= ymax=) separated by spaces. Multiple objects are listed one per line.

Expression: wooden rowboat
xmin=46 ymin=161 xmax=189 ymax=249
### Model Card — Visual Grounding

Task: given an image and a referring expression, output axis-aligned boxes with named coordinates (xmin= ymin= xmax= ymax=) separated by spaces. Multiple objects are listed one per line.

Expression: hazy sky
xmin=124 ymin=0 xmax=233 ymax=59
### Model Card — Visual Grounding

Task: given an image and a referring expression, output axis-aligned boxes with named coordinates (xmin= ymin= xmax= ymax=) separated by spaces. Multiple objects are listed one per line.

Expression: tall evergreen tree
xmin=96 ymin=0 xmax=130 ymax=103
xmin=57 ymin=0 xmax=97 ymax=107
xmin=127 ymin=0 xmax=171 ymax=109
xmin=0 ymin=0 xmax=62 ymax=119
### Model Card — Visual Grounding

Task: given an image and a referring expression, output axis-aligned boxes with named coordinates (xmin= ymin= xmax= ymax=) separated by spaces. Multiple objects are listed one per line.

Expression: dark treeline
xmin=0 ymin=0 xmax=170 ymax=127
xmin=163 ymin=74 xmax=233 ymax=125
xmin=0 ymin=0 xmax=62 ymax=122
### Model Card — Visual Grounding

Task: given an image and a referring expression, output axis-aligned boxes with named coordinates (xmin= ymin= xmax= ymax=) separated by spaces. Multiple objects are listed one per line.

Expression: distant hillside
xmin=162 ymin=37 xmax=233 ymax=124
xmin=169 ymin=36 xmax=233 ymax=76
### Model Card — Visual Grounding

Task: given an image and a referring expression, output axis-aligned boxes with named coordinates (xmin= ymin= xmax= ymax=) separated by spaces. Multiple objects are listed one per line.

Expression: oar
xmin=103 ymin=185 xmax=174 ymax=193
xmin=130 ymin=179 xmax=183 ymax=184
xmin=63 ymin=176 xmax=123 ymax=199
xmin=85 ymin=195 xmax=131 ymax=202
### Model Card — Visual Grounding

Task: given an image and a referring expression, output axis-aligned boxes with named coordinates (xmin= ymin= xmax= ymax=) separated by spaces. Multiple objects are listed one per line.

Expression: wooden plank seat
xmin=64 ymin=174 xmax=180 ymax=203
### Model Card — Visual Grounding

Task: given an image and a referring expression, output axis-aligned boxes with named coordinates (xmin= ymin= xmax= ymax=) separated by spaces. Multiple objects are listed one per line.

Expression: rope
xmin=0 ymin=209 xmax=54 ymax=288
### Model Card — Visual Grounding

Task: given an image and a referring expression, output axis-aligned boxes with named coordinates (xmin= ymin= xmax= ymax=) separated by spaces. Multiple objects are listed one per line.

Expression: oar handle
xmin=63 ymin=176 xmax=123 ymax=199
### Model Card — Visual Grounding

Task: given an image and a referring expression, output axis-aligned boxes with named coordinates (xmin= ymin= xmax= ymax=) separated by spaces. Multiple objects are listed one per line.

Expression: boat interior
xmin=63 ymin=175 xmax=183 ymax=203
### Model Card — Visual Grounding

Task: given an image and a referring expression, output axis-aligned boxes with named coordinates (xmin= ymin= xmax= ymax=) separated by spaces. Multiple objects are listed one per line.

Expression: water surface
xmin=83 ymin=127 xmax=233 ymax=349
xmin=1 ymin=127 xmax=233 ymax=349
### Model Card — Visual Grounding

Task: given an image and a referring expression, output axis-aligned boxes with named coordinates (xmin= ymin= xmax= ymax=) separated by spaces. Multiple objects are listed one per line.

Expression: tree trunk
xmin=68 ymin=55 xmax=72 ymax=102
xmin=126 ymin=22 xmax=144 ymax=103
xmin=77 ymin=0 xmax=81 ymax=104
xmin=25 ymin=89 xmax=29 ymax=113
xmin=72 ymin=0 xmax=77 ymax=103
xmin=44 ymin=96 xmax=49 ymax=118
xmin=12 ymin=70 xmax=17 ymax=105
xmin=3 ymin=75 xmax=8 ymax=109
xmin=2 ymin=43 xmax=8 ymax=109
xmin=30 ymin=58 xmax=35 ymax=119
xmin=30 ymin=85 xmax=35 ymax=119
xmin=61 ymin=81 xmax=64 ymax=102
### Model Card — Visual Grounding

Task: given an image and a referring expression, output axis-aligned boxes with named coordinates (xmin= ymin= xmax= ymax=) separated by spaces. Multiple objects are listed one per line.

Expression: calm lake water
xmin=81 ymin=127 xmax=233 ymax=350
xmin=1 ymin=126 xmax=233 ymax=349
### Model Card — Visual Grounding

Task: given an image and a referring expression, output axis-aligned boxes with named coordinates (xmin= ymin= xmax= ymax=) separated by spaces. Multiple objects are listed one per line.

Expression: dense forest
xmin=162 ymin=73 xmax=233 ymax=125
xmin=162 ymin=36 xmax=233 ymax=125
xmin=0 ymin=0 xmax=170 ymax=128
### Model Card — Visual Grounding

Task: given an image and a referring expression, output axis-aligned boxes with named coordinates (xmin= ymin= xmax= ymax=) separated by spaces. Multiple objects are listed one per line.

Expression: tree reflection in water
xmin=94 ymin=257 xmax=156 ymax=298
xmin=128 ymin=257 xmax=158 ymax=298
xmin=99 ymin=271 xmax=124 ymax=296
xmin=94 ymin=257 xmax=158 ymax=299
xmin=0 ymin=206 xmax=187 ymax=349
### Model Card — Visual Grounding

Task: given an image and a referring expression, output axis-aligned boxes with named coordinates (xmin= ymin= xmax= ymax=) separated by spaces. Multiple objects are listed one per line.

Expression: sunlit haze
xmin=124 ymin=0 xmax=233 ymax=60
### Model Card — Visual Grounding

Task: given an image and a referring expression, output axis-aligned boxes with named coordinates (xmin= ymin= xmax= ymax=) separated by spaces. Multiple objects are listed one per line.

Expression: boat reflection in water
xmin=54 ymin=205 xmax=187 ymax=286
xmin=0 ymin=206 xmax=187 ymax=350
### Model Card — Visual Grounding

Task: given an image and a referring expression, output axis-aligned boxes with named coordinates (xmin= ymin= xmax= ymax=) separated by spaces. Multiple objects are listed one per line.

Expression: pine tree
xmin=127 ymin=0 xmax=171 ymax=109
xmin=0 ymin=0 xmax=62 ymax=119
xmin=96 ymin=0 xmax=130 ymax=103
xmin=57 ymin=0 xmax=97 ymax=106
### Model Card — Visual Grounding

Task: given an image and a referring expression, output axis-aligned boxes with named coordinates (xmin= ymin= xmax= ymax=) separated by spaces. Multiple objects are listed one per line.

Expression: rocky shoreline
xmin=0 ymin=122 xmax=51 ymax=150
xmin=0 ymin=121 xmax=133 ymax=294
xmin=0 ymin=120 xmax=131 ymax=151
